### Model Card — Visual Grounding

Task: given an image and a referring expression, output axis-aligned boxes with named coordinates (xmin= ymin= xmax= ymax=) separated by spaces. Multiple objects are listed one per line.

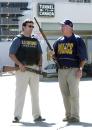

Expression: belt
xmin=60 ymin=66 xmax=73 ymax=69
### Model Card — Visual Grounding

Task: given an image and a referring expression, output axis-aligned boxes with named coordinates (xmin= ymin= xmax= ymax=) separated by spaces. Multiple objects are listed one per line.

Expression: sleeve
xmin=9 ymin=37 xmax=21 ymax=54
xmin=77 ymin=38 xmax=88 ymax=61
xmin=37 ymin=40 xmax=43 ymax=54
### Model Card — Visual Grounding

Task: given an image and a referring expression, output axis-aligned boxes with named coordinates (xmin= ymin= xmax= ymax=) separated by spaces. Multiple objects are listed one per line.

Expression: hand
xmin=76 ymin=68 xmax=82 ymax=79
xmin=48 ymin=50 xmax=55 ymax=59
xmin=39 ymin=65 xmax=42 ymax=73
xmin=50 ymin=50 xmax=54 ymax=55
xmin=19 ymin=64 xmax=26 ymax=72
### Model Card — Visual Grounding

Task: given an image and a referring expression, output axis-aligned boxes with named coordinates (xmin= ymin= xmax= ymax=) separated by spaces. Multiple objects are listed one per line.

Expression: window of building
xmin=84 ymin=0 xmax=91 ymax=3
xmin=69 ymin=0 xmax=91 ymax=3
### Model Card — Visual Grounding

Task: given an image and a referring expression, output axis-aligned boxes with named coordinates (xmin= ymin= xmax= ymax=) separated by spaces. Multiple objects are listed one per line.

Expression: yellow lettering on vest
xmin=58 ymin=44 xmax=65 ymax=54
xmin=22 ymin=41 xmax=37 ymax=47
xmin=58 ymin=43 xmax=73 ymax=54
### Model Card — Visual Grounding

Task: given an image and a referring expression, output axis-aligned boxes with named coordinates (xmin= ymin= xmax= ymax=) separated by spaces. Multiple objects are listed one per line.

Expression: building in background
xmin=0 ymin=0 xmax=31 ymax=41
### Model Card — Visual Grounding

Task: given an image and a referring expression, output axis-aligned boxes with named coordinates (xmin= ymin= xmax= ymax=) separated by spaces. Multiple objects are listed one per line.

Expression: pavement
xmin=0 ymin=74 xmax=92 ymax=130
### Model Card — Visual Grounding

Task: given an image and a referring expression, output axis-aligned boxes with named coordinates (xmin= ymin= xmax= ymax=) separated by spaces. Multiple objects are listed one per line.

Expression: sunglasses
xmin=28 ymin=25 xmax=34 ymax=28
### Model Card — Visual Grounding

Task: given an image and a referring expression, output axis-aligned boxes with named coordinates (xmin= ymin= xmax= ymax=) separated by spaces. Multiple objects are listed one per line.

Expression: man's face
xmin=23 ymin=23 xmax=34 ymax=34
xmin=61 ymin=24 xmax=73 ymax=36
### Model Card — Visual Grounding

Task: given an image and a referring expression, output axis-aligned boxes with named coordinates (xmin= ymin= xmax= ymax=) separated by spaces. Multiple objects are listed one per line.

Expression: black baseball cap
xmin=60 ymin=20 xmax=73 ymax=28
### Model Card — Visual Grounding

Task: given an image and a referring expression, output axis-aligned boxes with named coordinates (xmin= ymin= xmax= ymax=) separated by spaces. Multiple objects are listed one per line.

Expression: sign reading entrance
xmin=38 ymin=3 xmax=55 ymax=17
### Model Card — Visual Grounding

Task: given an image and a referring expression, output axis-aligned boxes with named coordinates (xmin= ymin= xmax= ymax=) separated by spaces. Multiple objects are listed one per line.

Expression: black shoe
xmin=12 ymin=117 xmax=19 ymax=123
xmin=68 ymin=117 xmax=79 ymax=123
xmin=34 ymin=116 xmax=45 ymax=122
xmin=62 ymin=117 xmax=70 ymax=122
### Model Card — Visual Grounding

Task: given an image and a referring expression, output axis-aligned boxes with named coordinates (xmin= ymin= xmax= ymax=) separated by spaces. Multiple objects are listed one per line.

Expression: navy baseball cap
xmin=60 ymin=20 xmax=73 ymax=28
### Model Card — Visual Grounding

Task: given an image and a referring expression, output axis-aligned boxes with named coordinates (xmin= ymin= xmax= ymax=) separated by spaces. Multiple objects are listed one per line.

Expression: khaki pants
xmin=58 ymin=68 xmax=80 ymax=119
xmin=14 ymin=65 xmax=41 ymax=120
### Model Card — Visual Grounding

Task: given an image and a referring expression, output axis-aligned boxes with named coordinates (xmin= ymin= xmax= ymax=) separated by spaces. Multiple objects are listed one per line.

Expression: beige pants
xmin=14 ymin=65 xmax=41 ymax=120
xmin=58 ymin=68 xmax=80 ymax=119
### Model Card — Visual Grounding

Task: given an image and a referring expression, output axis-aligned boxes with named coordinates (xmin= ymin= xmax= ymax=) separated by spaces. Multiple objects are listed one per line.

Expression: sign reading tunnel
xmin=38 ymin=3 xmax=55 ymax=17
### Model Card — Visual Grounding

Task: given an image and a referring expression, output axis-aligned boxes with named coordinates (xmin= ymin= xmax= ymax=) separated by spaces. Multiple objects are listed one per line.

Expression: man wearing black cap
xmin=53 ymin=20 xmax=88 ymax=123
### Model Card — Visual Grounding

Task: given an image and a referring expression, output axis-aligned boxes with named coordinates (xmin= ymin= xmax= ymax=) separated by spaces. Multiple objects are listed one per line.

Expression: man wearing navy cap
xmin=53 ymin=20 xmax=88 ymax=123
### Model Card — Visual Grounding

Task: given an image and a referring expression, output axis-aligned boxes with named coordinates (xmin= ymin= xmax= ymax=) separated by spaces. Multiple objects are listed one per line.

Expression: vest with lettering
xmin=54 ymin=34 xmax=80 ymax=67
xmin=15 ymin=34 xmax=40 ymax=66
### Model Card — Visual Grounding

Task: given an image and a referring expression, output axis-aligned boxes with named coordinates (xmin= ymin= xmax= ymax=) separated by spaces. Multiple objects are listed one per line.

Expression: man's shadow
xmin=57 ymin=122 xmax=92 ymax=129
xmin=67 ymin=121 xmax=92 ymax=127
xmin=19 ymin=121 xmax=56 ymax=127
